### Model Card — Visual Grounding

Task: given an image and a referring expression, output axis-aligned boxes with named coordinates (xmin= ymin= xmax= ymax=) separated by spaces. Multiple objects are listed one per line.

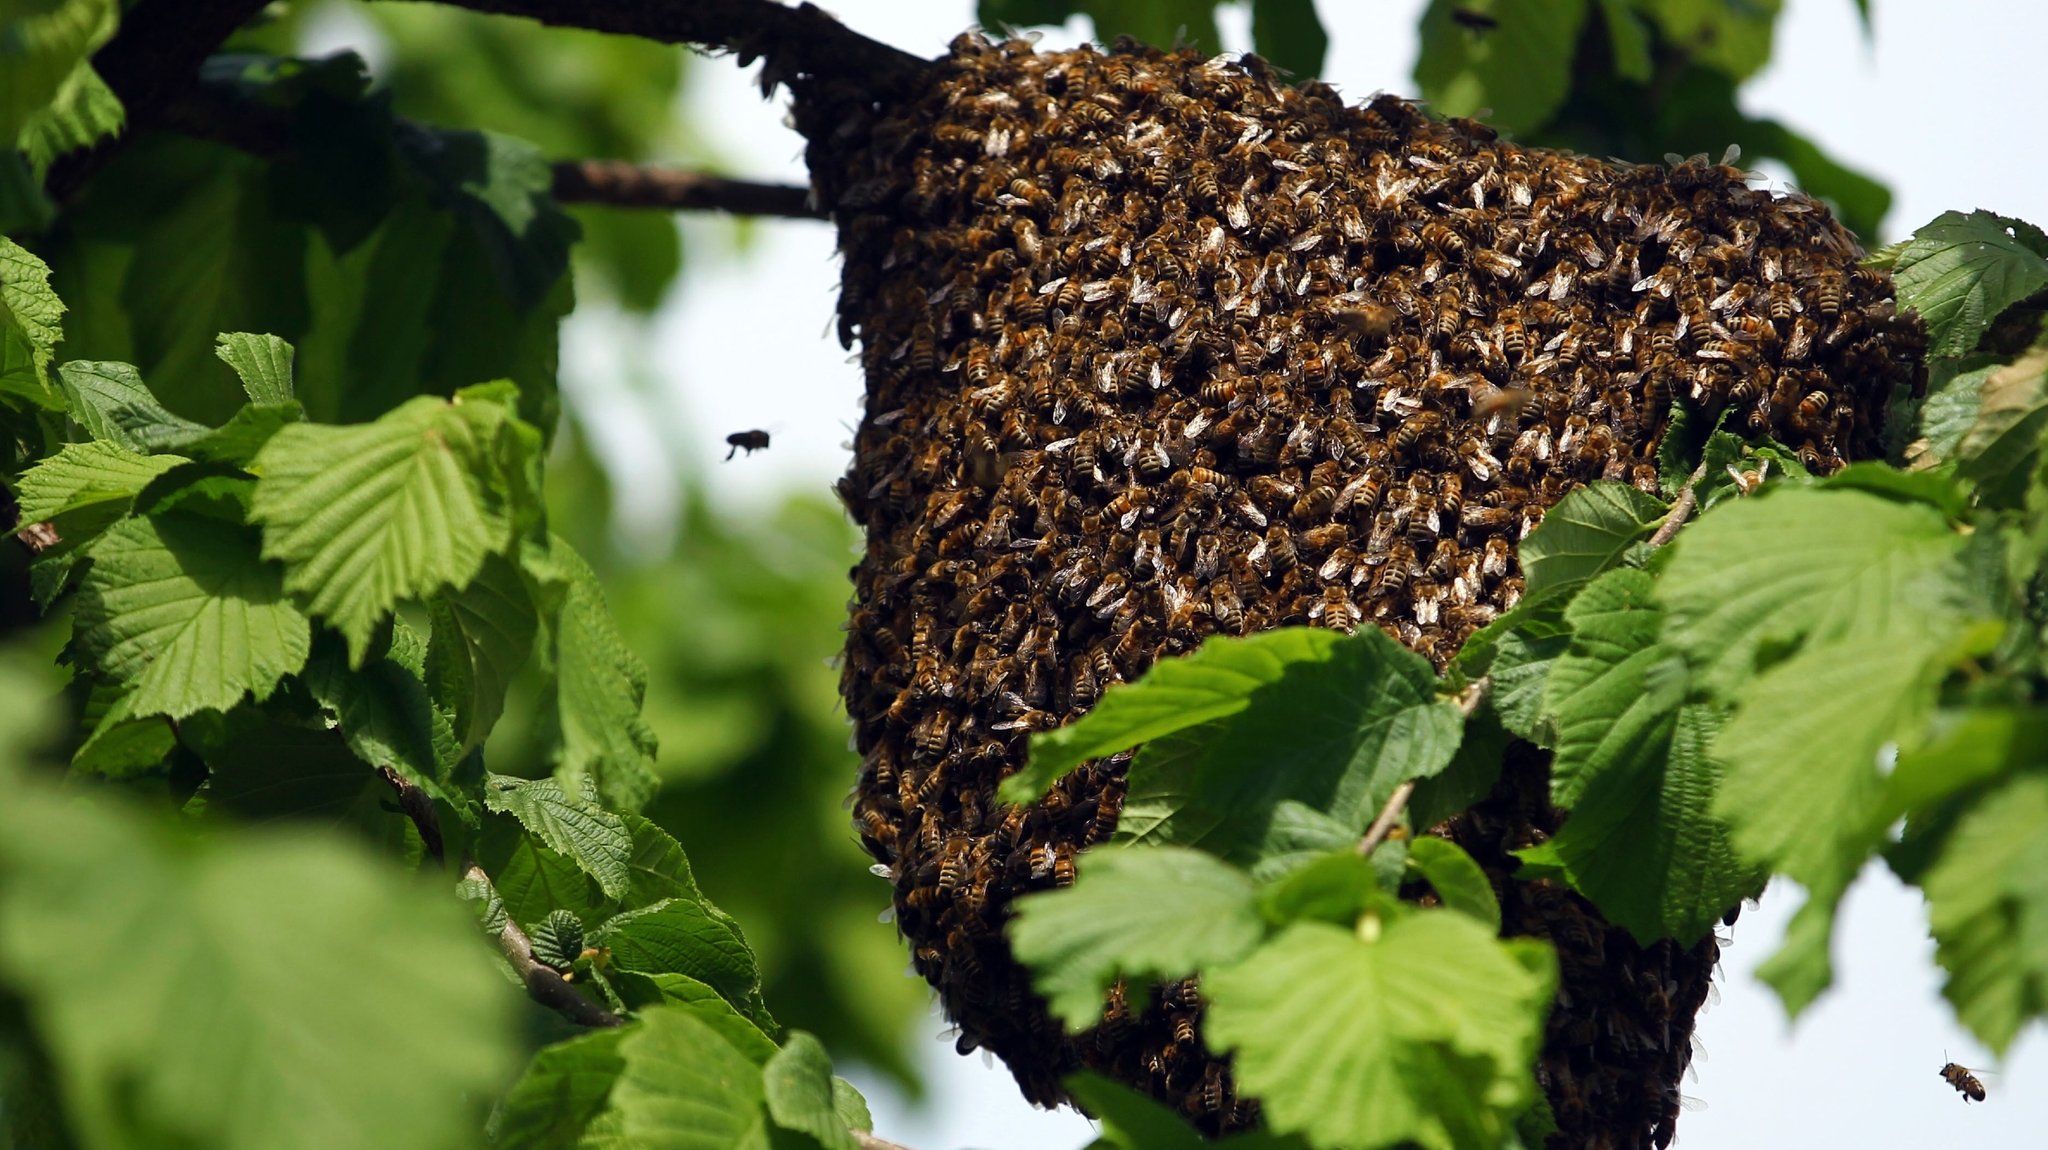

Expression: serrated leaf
xmin=606 ymin=1007 xmax=773 ymax=1149
xmin=0 ymin=235 xmax=64 ymax=403
xmin=1519 ymin=481 xmax=1668 ymax=602
xmin=70 ymin=513 xmax=310 ymax=719
xmin=1481 ymin=616 xmax=1571 ymax=744
xmin=1204 ymin=916 xmax=1554 ymax=1150
xmin=1657 ymin=488 xmax=1974 ymax=698
xmin=1885 ymin=707 xmax=2048 ymax=822
xmin=524 ymin=537 xmax=657 ymax=810
xmin=1250 ymin=0 xmax=1327 ymax=78
xmin=1955 ymin=343 xmax=2048 ymax=507
xmin=1098 ymin=629 xmax=1464 ymax=865
xmin=175 ymin=400 xmax=305 ymax=467
xmin=1541 ymin=569 xmax=1685 ymax=808
xmin=1408 ymin=702 xmax=1509 ymax=831
xmin=1406 ymin=838 xmax=1501 ymax=932
xmin=16 ymin=56 xmax=123 ymax=178
xmin=1520 ymin=703 xmax=1757 ymax=946
xmin=1416 ymin=0 xmax=1591 ymax=136
xmin=250 ymin=389 xmax=535 ymax=662
xmin=529 ymin=909 xmax=586 ymax=971
xmin=56 ymin=360 xmax=210 ymax=452
xmin=1006 ymin=628 xmax=1353 ymax=805
xmin=13 ymin=440 xmax=183 ymax=523
xmin=832 ymin=1078 xmax=871 ymax=1135
xmin=303 ymin=637 xmax=466 ymax=816
xmin=427 ymin=553 xmax=537 ymax=754
xmin=1245 ymin=800 xmax=1361 ymax=883
xmin=1011 ymin=846 xmax=1264 ymax=1030
xmin=71 ymin=688 xmax=175 ymax=777
xmin=484 ymin=773 xmax=633 ymax=901
xmin=1922 ymin=774 xmax=2048 ymax=1053
xmin=1753 ymin=871 xmax=1849 ymax=1019
xmin=1713 ymin=635 xmax=1946 ymax=891
xmin=493 ymin=1028 xmax=626 ymax=1150
xmin=604 ymin=972 xmax=778 ymax=1065
xmin=0 ymin=0 xmax=118 ymax=141
xmin=0 ymin=778 xmax=518 ymax=1150
xmin=214 ymin=331 xmax=295 ymax=404
xmin=177 ymin=706 xmax=386 ymax=827
xmin=1817 ymin=461 xmax=1969 ymax=519
xmin=592 ymin=899 xmax=763 ymax=1022
xmin=763 ymin=1033 xmax=858 ymax=1150
xmin=1908 ymin=356 xmax=1998 ymax=470
xmin=1891 ymin=211 xmax=2048 ymax=358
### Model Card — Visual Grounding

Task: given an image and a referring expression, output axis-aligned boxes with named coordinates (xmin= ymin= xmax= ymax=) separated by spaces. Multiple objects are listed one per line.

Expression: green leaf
xmin=71 ymin=688 xmax=175 ymax=777
xmin=832 ymin=1078 xmax=872 ymax=1135
xmin=1005 ymin=628 xmax=1354 ymax=805
xmin=1955 ymin=343 xmax=2048 ymax=507
xmin=1753 ymin=871 xmax=1850 ymax=1019
xmin=1595 ymin=0 xmax=1652 ymax=81
xmin=1909 ymin=356 xmax=1999 ymax=470
xmin=1069 ymin=1071 xmax=1312 ymax=1150
xmin=1406 ymin=838 xmax=1501 ymax=932
xmin=524 ymin=537 xmax=658 ymax=809
xmin=1009 ymin=845 xmax=1265 ymax=1030
xmin=1638 ymin=0 xmax=1780 ymax=81
xmin=174 ymin=401 xmax=306 ymax=468
xmin=1408 ymin=702 xmax=1509 ymax=832
xmin=70 ymin=512 xmax=311 ymax=720
xmin=1250 ymin=0 xmax=1328 ymax=78
xmin=494 ymin=1028 xmax=626 ymax=1150
xmin=1712 ymin=635 xmax=1946 ymax=889
xmin=177 ymin=705 xmax=385 ymax=827
xmin=1817 ymin=461 xmax=1969 ymax=520
xmin=1541 ymin=569 xmax=1685 ymax=809
xmin=592 ymin=899 xmax=763 ymax=1022
xmin=1204 ymin=916 xmax=1554 ymax=1150
xmin=393 ymin=124 xmax=579 ymax=312
xmin=762 ymin=1033 xmax=859 ymax=1150
xmin=1890 ymin=211 xmax=2048 ymax=359
xmin=483 ymin=772 xmax=633 ymax=901
xmin=304 ymin=637 xmax=468 ymax=820
xmin=13 ymin=440 xmax=183 ymax=523
xmin=1104 ymin=629 xmax=1464 ymax=865
xmin=603 ymin=1007 xmax=785 ymax=1149
xmin=1885 ymin=707 xmax=2048 ymax=823
xmin=0 ymin=235 xmax=64 ymax=404
xmin=1922 ymin=774 xmax=2048 ymax=1054
xmin=1470 ymin=608 xmax=1571 ymax=744
xmin=250 ymin=388 xmax=536 ymax=662
xmin=16 ymin=57 xmax=123 ymax=179
xmin=1657 ymin=487 xmax=1974 ymax=698
xmin=1518 ymin=481 xmax=1668 ymax=603
xmin=1257 ymin=850 xmax=1386 ymax=929
xmin=0 ymin=781 xmax=518 ymax=1150
xmin=604 ymin=972 xmax=778 ymax=1065
xmin=1416 ymin=0 xmax=1592 ymax=136
xmin=1245 ymin=800 xmax=1362 ymax=884
xmin=0 ymin=0 xmax=118 ymax=142
xmin=56 ymin=360 xmax=210 ymax=452
xmin=1519 ymin=704 xmax=1757 ymax=945
xmin=214 ymin=331 xmax=295 ymax=404
xmin=427 ymin=553 xmax=537 ymax=754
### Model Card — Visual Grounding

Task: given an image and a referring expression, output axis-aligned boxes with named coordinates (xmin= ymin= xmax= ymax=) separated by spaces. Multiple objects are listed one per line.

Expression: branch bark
xmin=1647 ymin=455 xmax=1715 ymax=548
xmin=379 ymin=0 xmax=930 ymax=97
xmin=552 ymin=160 xmax=822 ymax=218
xmin=377 ymin=765 xmax=444 ymax=863
xmin=462 ymin=861 xmax=626 ymax=1028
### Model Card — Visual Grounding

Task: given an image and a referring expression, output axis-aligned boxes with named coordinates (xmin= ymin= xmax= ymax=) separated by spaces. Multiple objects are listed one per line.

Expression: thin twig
xmin=462 ymin=862 xmax=625 ymax=1028
xmin=1647 ymin=455 xmax=1715 ymax=548
xmin=551 ymin=160 xmax=822 ymax=217
xmin=376 ymin=765 xmax=444 ymax=862
xmin=854 ymin=1134 xmax=917 ymax=1150
xmin=1358 ymin=678 xmax=1492 ymax=857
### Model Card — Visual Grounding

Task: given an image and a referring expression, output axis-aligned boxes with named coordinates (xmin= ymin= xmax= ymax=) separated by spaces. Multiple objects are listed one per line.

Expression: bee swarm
xmin=818 ymin=32 xmax=1922 ymax=1148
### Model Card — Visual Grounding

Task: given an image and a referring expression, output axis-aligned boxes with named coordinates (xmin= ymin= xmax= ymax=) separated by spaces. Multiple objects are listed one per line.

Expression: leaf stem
xmin=461 ymin=861 xmax=625 ymax=1028
xmin=1647 ymin=455 xmax=1715 ymax=548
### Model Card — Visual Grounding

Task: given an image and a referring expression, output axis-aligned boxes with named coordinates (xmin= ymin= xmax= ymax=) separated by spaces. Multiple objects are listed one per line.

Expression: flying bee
xmin=725 ymin=430 xmax=771 ymax=459
xmin=1940 ymin=1060 xmax=1986 ymax=1103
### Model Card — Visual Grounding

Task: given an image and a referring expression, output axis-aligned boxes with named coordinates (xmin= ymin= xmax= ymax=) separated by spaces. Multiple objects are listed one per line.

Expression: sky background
xmin=476 ymin=2 xmax=2048 ymax=1146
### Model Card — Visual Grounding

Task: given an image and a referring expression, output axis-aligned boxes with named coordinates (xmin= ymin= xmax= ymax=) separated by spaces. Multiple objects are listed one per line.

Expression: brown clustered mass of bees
xmin=813 ymin=31 xmax=1923 ymax=1149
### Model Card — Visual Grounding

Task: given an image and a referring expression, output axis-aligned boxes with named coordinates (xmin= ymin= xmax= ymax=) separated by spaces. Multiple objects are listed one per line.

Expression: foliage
xmin=4 ymin=2 xmax=2047 ymax=1149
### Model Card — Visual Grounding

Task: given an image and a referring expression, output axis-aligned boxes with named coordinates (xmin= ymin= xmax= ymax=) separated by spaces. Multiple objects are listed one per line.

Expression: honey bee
xmin=1210 ymin=580 xmax=1245 ymax=631
xmin=1939 ymin=1060 xmax=1987 ymax=1103
xmin=1311 ymin=584 xmax=1357 ymax=632
xmin=724 ymin=429 xmax=771 ymax=459
xmin=1291 ymin=484 xmax=1336 ymax=524
xmin=1813 ymin=268 xmax=1845 ymax=318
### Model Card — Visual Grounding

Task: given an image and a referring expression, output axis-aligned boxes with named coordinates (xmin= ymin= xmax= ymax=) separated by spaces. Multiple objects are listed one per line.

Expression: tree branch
xmin=1647 ymin=455 xmax=1715 ymax=548
xmin=854 ymin=1135 xmax=917 ymax=1150
xmin=379 ymin=0 xmax=930 ymax=98
xmin=552 ymin=160 xmax=822 ymax=218
xmin=462 ymin=861 xmax=626 ymax=1028
xmin=377 ymin=765 xmax=445 ymax=863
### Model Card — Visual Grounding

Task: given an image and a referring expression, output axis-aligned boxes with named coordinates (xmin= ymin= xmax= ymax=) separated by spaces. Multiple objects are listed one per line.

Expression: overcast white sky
xmin=546 ymin=2 xmax=2048 ymax=1147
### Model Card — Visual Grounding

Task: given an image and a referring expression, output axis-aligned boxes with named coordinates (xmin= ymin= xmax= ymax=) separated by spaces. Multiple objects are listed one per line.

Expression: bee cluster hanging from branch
xmin=810 ymin=30 xmax=1924 ymax=1147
